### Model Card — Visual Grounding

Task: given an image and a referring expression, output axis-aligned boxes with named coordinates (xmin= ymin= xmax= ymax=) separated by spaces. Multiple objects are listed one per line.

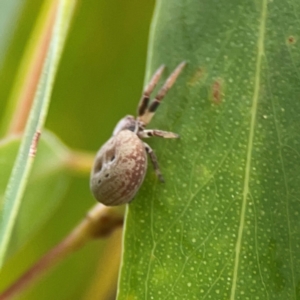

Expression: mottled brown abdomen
xmin=90 ymin=130 xmax=147 ymax=205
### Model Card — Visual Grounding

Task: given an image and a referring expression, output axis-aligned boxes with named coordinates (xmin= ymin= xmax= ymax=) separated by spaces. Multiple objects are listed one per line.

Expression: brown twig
xmin=0 ymin=204 xmax=124 ymax=300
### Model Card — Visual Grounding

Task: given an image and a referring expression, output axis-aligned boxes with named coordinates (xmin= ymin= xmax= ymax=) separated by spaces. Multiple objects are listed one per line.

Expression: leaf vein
xmin=230 ymin=1 xmax=268 ymax=298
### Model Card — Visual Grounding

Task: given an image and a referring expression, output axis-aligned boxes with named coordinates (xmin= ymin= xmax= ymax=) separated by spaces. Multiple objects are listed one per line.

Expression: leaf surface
xmin=118 ymin=1 xmax=300 ymax=299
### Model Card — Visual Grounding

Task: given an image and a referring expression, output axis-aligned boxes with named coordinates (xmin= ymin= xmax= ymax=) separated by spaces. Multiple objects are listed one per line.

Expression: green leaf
xmin=0 ymin=0 xmax=77 ymax=267
xmin=118 ymin=0 xmax=300 ymax=299
xmin=0 ymin=0 xmax=25 ymax=69
xmin=0 ymin=131 xmax=70 ymax=257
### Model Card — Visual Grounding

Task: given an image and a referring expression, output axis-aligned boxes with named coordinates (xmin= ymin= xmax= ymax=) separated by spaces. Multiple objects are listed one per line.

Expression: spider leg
xmin=137 ymin=65 xmax=165 ymax=118
xmin=138 ymin=61 xmax=186 ymax=125
xmin=139 ymin=129 xmax=179 ymax=139
xmin=144 ymin=142 xmax=164 ymax=182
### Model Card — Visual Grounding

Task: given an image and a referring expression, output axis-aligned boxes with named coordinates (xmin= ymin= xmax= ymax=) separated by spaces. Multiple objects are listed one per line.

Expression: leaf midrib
xmin=230 ymin=1 xmax=268 ymax=299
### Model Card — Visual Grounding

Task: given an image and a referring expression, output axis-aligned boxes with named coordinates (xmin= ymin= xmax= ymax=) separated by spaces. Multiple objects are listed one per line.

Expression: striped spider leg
xmin=137 ymin=61 xmax=186 ymax=182
xmin=90 ymin=62 xmax=186 ymax=205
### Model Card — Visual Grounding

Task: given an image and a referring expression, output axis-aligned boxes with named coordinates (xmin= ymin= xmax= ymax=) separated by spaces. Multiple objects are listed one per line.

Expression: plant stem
xmin=0 ymin=204 xmax=124 ymax=300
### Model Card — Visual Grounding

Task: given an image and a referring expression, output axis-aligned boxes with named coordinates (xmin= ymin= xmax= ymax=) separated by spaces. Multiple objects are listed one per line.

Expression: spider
xmin=90 ymin=62 xmax=186 ymax=206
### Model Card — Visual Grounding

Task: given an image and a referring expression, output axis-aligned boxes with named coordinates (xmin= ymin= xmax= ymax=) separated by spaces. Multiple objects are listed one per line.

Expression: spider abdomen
xmin=90 ymin=62 xmax=185 ymax=205
xmin=90 ymin=130 xmax=148 ymax=206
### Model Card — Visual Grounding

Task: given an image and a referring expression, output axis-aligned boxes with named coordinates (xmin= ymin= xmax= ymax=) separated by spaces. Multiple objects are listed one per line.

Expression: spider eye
xmin=110 ymin=155 xmax=115 ymax=161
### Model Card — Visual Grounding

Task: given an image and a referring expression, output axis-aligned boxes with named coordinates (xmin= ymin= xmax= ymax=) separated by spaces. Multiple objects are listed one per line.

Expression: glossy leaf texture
xmin=118 ymin=0 xmax=300 ymax=299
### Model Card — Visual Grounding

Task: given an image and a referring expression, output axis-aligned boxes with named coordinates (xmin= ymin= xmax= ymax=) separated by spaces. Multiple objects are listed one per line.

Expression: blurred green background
xmin=0 ymin=0 xmax=155 ymax=299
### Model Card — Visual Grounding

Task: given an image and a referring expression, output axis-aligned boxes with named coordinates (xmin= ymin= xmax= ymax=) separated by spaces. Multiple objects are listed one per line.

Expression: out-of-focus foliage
xmin=0 ymin=0 xmax=154 ymax=299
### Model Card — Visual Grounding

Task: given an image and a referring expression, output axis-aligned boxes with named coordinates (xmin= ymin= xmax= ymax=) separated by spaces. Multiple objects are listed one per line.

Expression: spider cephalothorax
xmin=90 ymin=62 xmax=186 ymax=206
